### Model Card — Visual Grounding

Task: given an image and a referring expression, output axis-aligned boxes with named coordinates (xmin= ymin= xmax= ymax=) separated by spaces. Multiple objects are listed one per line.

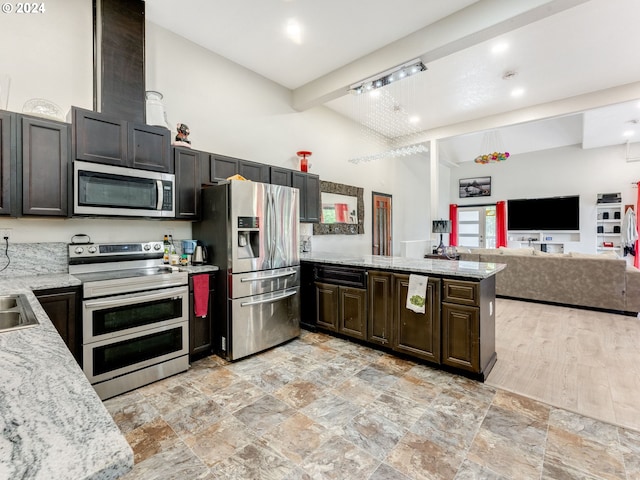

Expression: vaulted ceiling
xmin=146 ymin=0 xmax=640 ymax=163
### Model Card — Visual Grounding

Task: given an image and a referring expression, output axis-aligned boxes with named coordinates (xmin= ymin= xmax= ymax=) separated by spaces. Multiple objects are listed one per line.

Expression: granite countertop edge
xmin=0 ymin=274 xmax=134 ymax=480
xmin=300 ymin=252 xmax=506 ymax=279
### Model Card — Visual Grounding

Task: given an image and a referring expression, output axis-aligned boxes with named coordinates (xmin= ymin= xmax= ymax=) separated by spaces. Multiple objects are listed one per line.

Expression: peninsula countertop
xmin=0 ymin=275 xmax=133 ymax=480
xmin=300 ymin=251 xmax=506 ymax=279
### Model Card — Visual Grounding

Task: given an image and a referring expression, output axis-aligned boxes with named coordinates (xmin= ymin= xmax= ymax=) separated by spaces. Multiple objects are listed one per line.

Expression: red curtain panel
xmin=449 ymin=204 xmax=458 ymax=246
xmin=496 ymin=201 xmax=507 ymax=248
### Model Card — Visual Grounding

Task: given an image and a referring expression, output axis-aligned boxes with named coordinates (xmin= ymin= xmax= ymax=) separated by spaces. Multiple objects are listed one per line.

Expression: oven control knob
xmin=88 ymin=246 xmax=97 ymax=254
xmin=144 ymin=244 xmax=151 ymax=251
xmin=153 ymin=243 xmax=161 ymax=251
xmin=74 ymin=246 xmax=84 ymax=254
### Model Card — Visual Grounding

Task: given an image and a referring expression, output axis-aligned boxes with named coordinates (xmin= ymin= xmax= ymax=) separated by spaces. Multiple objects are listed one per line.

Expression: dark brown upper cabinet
xmin=292 ymin=171 xmax=320 ymax=223
xmin=72 ymin=107 xmax=171 ymax=173
xmin=0 ymin=111 xmax=15 ymax=216
xmin=19 ymin=115 xmax=70 ymax=217
xmin=270 ymin=166 xmax=292 ymax=186
xmin=174 ymin=147 xmax=201 ymax=220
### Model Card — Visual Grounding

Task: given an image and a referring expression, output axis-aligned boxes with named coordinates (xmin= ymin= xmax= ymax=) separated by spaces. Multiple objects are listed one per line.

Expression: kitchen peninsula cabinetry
xmin=394 ymin=274 xmax=441 ymax=363
xmin=292 ymin=172 xmax=320 ymax=223
xmin=302 ymin=256 xmax=501 ymax=380
xmin=367 ymin=271 xmax=392 ymax=346
xmin=315 ymin=264 xmax=367 ymax=340
xmin=20 ymin=115 xmax=69 ymax=216
xmin=72 ymin=107 xmax=171 ymax=173
xmin=441 ymin=277 xmax=495 ymax=374
xmin=34 ymin=287 xmax=81 ymax=364
xmin=174 ymin=147 xmax=201 ymax=219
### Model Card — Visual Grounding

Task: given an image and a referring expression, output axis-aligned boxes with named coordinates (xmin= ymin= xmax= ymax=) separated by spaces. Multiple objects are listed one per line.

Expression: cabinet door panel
xmin=239 ymin=160 xmax=269 ymax=183
xmin=128 ymin=123 xmax=171 ymax=173
xmin=189 ymin=274 xmax=215 ymax=358
xmin=368 ymin=271 xmax=392 ymax=346
xmin=442 ymin=302 xmax=479 ymax=373
xmin=74 ymin=108 xmax=127 ymax=166
xmin=0 ymin=111 xmax=13 ymax=215
xmin=305 ymin=174 xmax=320 ymax=223
xmin=174 ymin=148 xmax=200 ymax=219
xmin=211 ymin=155 xmax=239 ymax=181
xmin=21 ymin=117 xmax=68 ymax=216
xmin=316 ymin=282 xmax=338 ymax=331
xmin=339 ymin=287 xmax=366 ymax=340
xmin=270 ymin=166 xmax=292 ymax=186
xmin=393 ymin=274 xmax=440 ymax=363
xmin=36 ymin=289 xmax=80 ymax=363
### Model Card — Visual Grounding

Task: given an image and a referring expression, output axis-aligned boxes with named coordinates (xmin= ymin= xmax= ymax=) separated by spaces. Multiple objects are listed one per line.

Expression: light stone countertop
xmin=0 ymin=265 xmax=219 ymax=479
xmin=300 ymin=251 xmax=506 ymax=279
xmin=0 ymin=274 xmax=134 ymax=480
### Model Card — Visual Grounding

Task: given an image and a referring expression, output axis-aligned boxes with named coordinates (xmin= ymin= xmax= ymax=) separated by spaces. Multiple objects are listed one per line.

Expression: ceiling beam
xmin=292 ymin=0 xmax=591 ymax=111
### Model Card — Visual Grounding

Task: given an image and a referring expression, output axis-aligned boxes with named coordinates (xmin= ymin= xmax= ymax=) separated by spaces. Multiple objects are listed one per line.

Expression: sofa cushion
xmin=532 ymin=250 xmax=569 ymax=257
xmin=569 ymin=251 xmax=619 ymax=260
xmin=625 ymin=266 xmax=640 ymax=313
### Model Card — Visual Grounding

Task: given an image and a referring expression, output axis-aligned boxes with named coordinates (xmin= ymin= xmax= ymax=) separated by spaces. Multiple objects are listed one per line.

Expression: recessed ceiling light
xmin=491 ymin=42 xmax=509 ymax=54
xmin=409 ymin=116 xmax=420 ymax=124
xmin=623 ymin=130 xmax=635 ymax=137
xmin=285 ymin=19 xmax=302 ymax=44
xmin=511 ymin=87 xmax=525 ymax=97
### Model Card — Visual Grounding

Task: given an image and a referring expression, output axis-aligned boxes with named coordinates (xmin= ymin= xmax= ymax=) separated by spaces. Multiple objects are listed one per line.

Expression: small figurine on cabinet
xmin=173 ymin=123 xmax=191 ymax=148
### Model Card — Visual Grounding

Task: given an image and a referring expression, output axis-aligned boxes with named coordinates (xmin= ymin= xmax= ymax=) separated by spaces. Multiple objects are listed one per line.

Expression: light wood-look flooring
xmin=486 ymin=298 xmax=640 ymax=432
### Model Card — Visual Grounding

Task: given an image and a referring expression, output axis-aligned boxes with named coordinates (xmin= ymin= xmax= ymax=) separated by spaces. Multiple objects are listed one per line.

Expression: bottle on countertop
xmin=163 ymin=234 xmax=171 ymax=264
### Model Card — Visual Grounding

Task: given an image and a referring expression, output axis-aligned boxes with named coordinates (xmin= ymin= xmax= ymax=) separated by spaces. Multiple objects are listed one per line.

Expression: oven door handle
xmin=83 ymin=286 xmax=186 ymax=309
xmin=240 ymin=270 xmax=296 ymax=282
xmin=156 ymin=180 xmax=163 ymax=210
xmin=240 ymin=289 xmax=296 ymax=307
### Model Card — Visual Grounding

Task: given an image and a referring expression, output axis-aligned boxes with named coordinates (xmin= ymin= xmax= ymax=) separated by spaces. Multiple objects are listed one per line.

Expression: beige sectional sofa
xmin=458 ymin=247 xmax=640 ymax=313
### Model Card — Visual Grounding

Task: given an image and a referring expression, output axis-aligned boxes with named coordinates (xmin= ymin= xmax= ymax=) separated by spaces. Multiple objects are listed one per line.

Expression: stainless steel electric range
xmin=69 ymin=241 xmax=189 ymax=400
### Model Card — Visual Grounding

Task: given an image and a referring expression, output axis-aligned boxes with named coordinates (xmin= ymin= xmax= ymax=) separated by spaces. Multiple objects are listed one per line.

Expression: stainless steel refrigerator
xmin=193 ymin=180 xmax=300 ymax=361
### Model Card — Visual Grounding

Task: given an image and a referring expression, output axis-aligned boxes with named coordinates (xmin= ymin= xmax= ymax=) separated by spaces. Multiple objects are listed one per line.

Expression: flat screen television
xmin=507 ymin=195 xmax=580 ymax=231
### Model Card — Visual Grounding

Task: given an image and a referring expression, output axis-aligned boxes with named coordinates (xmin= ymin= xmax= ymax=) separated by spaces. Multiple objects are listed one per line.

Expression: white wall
xmin=449 ymin=143 xmax=640 ymax=252
xmin=145 ymin=22 xmax=394 ymax=255
xmin=0 ymin=0 xmax=93 ymax=114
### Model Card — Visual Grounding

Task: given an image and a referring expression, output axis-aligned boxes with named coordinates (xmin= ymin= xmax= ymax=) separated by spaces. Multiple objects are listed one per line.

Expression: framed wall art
xmin=459 ymin=176 xmax=491 ymax=198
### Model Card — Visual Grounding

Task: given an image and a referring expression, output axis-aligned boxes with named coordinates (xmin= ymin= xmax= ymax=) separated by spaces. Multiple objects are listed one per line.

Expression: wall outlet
xmin=0 ymin=229 xmax=10 ymax=241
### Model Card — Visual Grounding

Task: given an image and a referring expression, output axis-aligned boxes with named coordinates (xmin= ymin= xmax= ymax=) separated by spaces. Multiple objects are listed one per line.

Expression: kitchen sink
xmin=0 ymin=294 xmax=39 ymax=332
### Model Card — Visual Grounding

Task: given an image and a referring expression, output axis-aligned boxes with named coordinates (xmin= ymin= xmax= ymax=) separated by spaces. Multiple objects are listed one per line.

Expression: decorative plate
xmin=22 ymin=98 xmax=64 ymax=121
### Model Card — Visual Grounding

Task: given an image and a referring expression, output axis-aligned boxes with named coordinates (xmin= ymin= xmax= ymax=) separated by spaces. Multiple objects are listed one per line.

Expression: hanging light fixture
xmin=474 ymin=130 xmax=510 ymax=164
xmin=348 ymin=59 xmax=427 ymax=96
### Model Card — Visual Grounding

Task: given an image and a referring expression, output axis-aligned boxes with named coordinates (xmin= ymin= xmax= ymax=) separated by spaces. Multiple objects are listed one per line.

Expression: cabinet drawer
xmin=443 ymin=279 xmax=479 ymax=306
xmin=314 ymin=264 xmax=366 ymax=288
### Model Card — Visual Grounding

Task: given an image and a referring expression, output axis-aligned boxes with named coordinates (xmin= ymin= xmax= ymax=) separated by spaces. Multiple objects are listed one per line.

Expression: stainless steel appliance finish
xmin=193 ymin=181 xmax=300 ymax=361
xmin=69 ymin=241 xmax=189 ymax=400
xmin=73 ymin=160 xmax=175 ymax=218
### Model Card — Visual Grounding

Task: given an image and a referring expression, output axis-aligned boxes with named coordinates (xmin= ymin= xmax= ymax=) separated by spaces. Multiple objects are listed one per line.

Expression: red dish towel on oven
xmin=193 ymin=274 xmax=209 ymax=318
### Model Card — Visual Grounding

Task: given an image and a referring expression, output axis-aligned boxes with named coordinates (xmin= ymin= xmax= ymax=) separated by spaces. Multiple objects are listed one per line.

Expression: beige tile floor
xmin=105 ymin=314 xmax=640 ymax=480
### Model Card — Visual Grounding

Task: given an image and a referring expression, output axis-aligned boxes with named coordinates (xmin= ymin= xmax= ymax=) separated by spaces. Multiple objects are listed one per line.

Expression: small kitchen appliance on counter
xmin=193 ymin=180 xmax=300 ymax=361
xmin=69 ymin=241 xmax=189 ymax=400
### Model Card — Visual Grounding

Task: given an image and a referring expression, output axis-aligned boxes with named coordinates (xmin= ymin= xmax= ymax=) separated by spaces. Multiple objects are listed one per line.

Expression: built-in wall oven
xmin=69 ymin=241 xmax=189 ymax=400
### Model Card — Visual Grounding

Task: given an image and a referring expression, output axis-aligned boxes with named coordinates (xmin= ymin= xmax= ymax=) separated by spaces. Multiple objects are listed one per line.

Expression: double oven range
xmin=69 ymin=241 xmax=189 ymax=400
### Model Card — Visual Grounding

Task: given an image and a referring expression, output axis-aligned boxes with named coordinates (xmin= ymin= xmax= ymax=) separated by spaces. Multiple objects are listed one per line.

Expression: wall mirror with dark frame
xmin=313 ymin=180 xmax=365 ymax=235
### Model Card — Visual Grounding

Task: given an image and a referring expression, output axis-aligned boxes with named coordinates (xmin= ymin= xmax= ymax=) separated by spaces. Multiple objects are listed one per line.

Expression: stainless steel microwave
xmin=74 ymin=160 xmax=175 ymax=218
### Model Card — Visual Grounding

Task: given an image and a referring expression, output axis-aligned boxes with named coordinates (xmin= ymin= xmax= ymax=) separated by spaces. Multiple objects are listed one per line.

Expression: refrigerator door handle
xmin=240 ymin=289 xmax=297 ymax=307
xmin=240 ymin=270 xmax=296 ymax=282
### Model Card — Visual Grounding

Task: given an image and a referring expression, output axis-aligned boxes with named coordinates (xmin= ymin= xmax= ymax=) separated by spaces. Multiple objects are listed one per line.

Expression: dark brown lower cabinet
xmin=315 ymin=282 xmax=366 ymax=340
xmin=367 ymin=271 xmax=393 ymax=346
xmin=392 ymin=274 xmax=441 ymax=363
xmin=441 ymin=303 xmax=479 ymax=373
xmin=189 ymin=273 xmax=215 ymax=360
xmin=34 ymin=287 xmax=81 ymax=364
